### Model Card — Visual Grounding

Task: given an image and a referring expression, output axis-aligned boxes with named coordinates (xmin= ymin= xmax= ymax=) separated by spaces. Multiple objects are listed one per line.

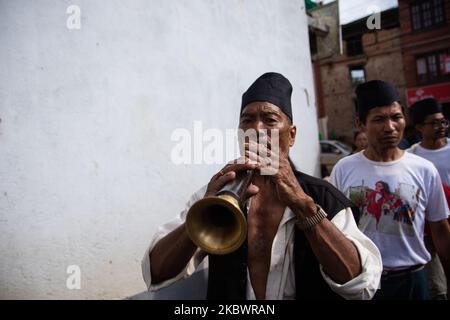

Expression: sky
xmin=322 ymin=0 xmax=398 ymax=24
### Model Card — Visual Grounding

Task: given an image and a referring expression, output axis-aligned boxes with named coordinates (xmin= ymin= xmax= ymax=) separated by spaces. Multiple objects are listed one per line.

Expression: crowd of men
xmin=142 ymin=73 xmax=450 ymax=300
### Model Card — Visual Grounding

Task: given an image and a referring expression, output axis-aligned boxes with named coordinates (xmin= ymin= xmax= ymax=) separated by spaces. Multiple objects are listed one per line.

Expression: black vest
xmin=206 ymin=169 xmax=359 ymax=300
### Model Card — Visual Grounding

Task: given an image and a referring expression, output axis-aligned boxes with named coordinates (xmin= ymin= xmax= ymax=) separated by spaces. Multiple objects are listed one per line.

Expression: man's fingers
xmin=245 ymin=150 xmax=274 ymax=169
xmin=223 ymin=160 xmax=258 ymax=174
xmin=244 ymin=150 xmax=259 ymax=162
xmin=209 ymin=171 xmax=236 ymax=193
xmin=243 ymin=133 xmax=272 ymax=149
xmin=206 ymin=155 xmax=262 ymax=196
xmin=243 ymin=183 xmax=259 ymax=201
xmin=245 ymin=141 xmax=272 ymax=157
xmin=257 ymin=134 xmax=272 ymax=150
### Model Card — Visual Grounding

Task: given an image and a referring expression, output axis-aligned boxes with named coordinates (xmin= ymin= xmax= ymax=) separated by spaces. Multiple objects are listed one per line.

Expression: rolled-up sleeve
xmin=319 ymin=208 xmax=382 ymax=300
xmin=141 ymin=186 xmax=208 ymax=291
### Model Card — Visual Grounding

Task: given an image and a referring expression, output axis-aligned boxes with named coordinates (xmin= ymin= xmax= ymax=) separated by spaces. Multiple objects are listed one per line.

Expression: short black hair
xmin=409 ymin=98 xmax=443 ymax=125
xmin=355 ymin=80 xmax=401 ymax=123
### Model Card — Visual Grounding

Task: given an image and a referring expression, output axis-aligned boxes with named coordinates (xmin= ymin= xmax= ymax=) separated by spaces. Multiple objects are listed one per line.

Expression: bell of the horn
xmin=185 ymin=170 xmax=254 ymax=255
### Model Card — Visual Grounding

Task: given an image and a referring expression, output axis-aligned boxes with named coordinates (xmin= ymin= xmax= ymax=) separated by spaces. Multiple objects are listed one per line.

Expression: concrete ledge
xmin=127 ymin=269 xmax=208 ymax=300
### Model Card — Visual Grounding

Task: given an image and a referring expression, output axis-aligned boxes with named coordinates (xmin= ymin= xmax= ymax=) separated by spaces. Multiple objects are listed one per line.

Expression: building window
xmin=434 ymin=0 xmax=445 ymax=24
xmin=346 ymin=36 xmax=363 ymax=56
xmin=416 ymin=49 xmax=450 ymax=84
xmin=439 ymin=52 xmax=448 ymax=74
xmin=427 ymin=55 xmax=438 ymax=77
xmin=411 ymin=4 xmax=422 ymax=30
xmin=410 ymin=0 xmax=445 ymax=31
xmin=417 ymin=58 xmax=427 ymax=83
xmin=350 ymin=65 xmax=366 ymax=87
xmin=422 ymin=1 xmax=433 ymax=28
xmin=309 ymin=31 xmax=318 ymax=57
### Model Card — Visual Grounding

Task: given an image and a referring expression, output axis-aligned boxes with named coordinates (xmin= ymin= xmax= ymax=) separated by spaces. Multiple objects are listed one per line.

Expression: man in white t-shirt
xmin=408 ymin=97 xmax=450 ymax=300
xmin=330 ymin=80 xmax=450 ymax=300
xmin=408 ymin=98 xmax=450 ymax=186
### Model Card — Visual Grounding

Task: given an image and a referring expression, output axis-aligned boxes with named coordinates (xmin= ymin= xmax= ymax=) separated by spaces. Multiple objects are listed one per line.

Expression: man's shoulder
xmin=410 ymin=139 xmax=450 ymax=155
xmin=440 ymin=138 xmax=450 ymax=153
xmin=402 ymin=151 xmax=438 ymax=172
xmin=406 ymin=143 xmax=419 ymax=154
xmin=293 ymin=170 xmax=330 ymax=189
xmin=333 ymin=152 xmax=363 ymax=171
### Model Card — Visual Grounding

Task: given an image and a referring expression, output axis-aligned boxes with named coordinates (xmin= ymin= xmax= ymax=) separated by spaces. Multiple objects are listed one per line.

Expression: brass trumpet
xmin=185 ymin=170 xmax=255 ymax=255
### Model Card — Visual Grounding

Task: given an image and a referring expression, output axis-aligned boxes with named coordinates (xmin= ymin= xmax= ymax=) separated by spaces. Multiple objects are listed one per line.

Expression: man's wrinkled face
xmin=359 ymin=102 xmax=405 ymax=150
xmin=239 ymin=101 xmax=296 ymax=157
xmin=416 ymin=113 xmax=448 ymax=140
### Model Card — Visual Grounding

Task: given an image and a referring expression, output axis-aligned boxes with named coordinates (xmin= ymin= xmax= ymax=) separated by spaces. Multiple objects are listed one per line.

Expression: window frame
xmin=349 ymin=65 xmax=366 ymax=88
xmin=346 ymin=36 xmax=363 ymax=57
xmin=410 ymin=0 xmax=446 ymax=32
xmin=415 ymin=49 xmax=450 ymax=85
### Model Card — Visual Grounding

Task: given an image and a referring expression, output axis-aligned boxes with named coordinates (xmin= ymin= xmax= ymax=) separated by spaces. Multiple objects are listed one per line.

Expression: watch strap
xmin=296 ymin=204 xmax=327 ymax=231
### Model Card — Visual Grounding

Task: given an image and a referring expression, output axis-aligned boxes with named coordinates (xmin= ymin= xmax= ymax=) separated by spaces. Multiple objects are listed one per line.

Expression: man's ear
xmin=355 ymin=118 xmax=365 ymax=132
xmin=415 ymin=124 xmax=424 ymax=135
xmin=289 ymin=125 xmax=296 ymax=147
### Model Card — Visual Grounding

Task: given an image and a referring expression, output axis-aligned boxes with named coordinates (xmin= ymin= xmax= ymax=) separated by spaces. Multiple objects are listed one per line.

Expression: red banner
xmin=406 ymin=82 xmax=450 ymax=107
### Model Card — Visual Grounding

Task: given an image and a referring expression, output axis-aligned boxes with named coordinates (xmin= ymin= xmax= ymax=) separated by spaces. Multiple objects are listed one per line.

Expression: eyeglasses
xmin=422 ymin=119 xmax=449 ymax=128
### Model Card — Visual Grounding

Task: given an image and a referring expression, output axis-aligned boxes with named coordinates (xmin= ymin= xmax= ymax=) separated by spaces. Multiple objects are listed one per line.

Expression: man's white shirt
xmin=408 ymin=138 xmax=450 ymax=186
xmin=142 ymin=185 xmax=382 ymax=300
xmin=330 ymin=151 xmax=449 ymax=270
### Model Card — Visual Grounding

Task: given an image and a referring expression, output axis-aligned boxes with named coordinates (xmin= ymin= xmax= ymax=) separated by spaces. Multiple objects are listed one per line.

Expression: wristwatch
xmin=296 ymin=204 xmax=328 ymax=231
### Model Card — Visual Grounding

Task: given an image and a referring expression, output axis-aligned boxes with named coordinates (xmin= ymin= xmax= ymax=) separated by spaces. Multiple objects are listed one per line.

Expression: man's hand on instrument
xmin=204 ymin=157 xmax=260 ymax=201
xmin=244 ymin=140 xmax=316 ymax=218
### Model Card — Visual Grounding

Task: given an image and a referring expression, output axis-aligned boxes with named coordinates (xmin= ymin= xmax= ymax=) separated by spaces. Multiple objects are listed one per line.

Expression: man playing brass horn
xmin=142 ymin=72 xmax=382 ymax=300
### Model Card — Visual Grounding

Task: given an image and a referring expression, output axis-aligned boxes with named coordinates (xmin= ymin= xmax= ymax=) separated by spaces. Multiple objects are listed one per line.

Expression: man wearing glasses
xmin=408 ymin=98 xmax=450 ymax=300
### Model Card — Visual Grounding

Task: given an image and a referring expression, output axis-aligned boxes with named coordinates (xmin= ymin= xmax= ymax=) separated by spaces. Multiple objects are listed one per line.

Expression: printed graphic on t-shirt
xmin=347 ymin=180 xmax=421 ymax=236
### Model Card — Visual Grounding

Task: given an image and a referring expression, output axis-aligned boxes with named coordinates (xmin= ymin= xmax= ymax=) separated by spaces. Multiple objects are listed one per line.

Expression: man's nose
xmin=384 ymin=119 xmax=396 ymax=132
xmin=248 ymin=120 xmax=266 ymax=131
xmin=245 ymin=122 xmax=269 ymax=143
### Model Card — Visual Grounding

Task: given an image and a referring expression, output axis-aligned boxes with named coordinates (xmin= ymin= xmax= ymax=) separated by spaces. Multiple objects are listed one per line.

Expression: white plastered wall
xmin=0 ymin=0 xmax=319 ymax=299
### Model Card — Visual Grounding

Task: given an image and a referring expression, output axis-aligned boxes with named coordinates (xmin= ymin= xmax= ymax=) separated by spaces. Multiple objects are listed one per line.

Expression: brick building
xmin=399 ymin=0 xmax=450 ymax=119
xmin=310 ymin=5 xmax=406 ymax=144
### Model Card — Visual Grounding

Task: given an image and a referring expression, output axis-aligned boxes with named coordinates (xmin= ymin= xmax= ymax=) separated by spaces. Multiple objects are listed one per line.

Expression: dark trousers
xmin=374 ymin=269 xmax=431 ymax=300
